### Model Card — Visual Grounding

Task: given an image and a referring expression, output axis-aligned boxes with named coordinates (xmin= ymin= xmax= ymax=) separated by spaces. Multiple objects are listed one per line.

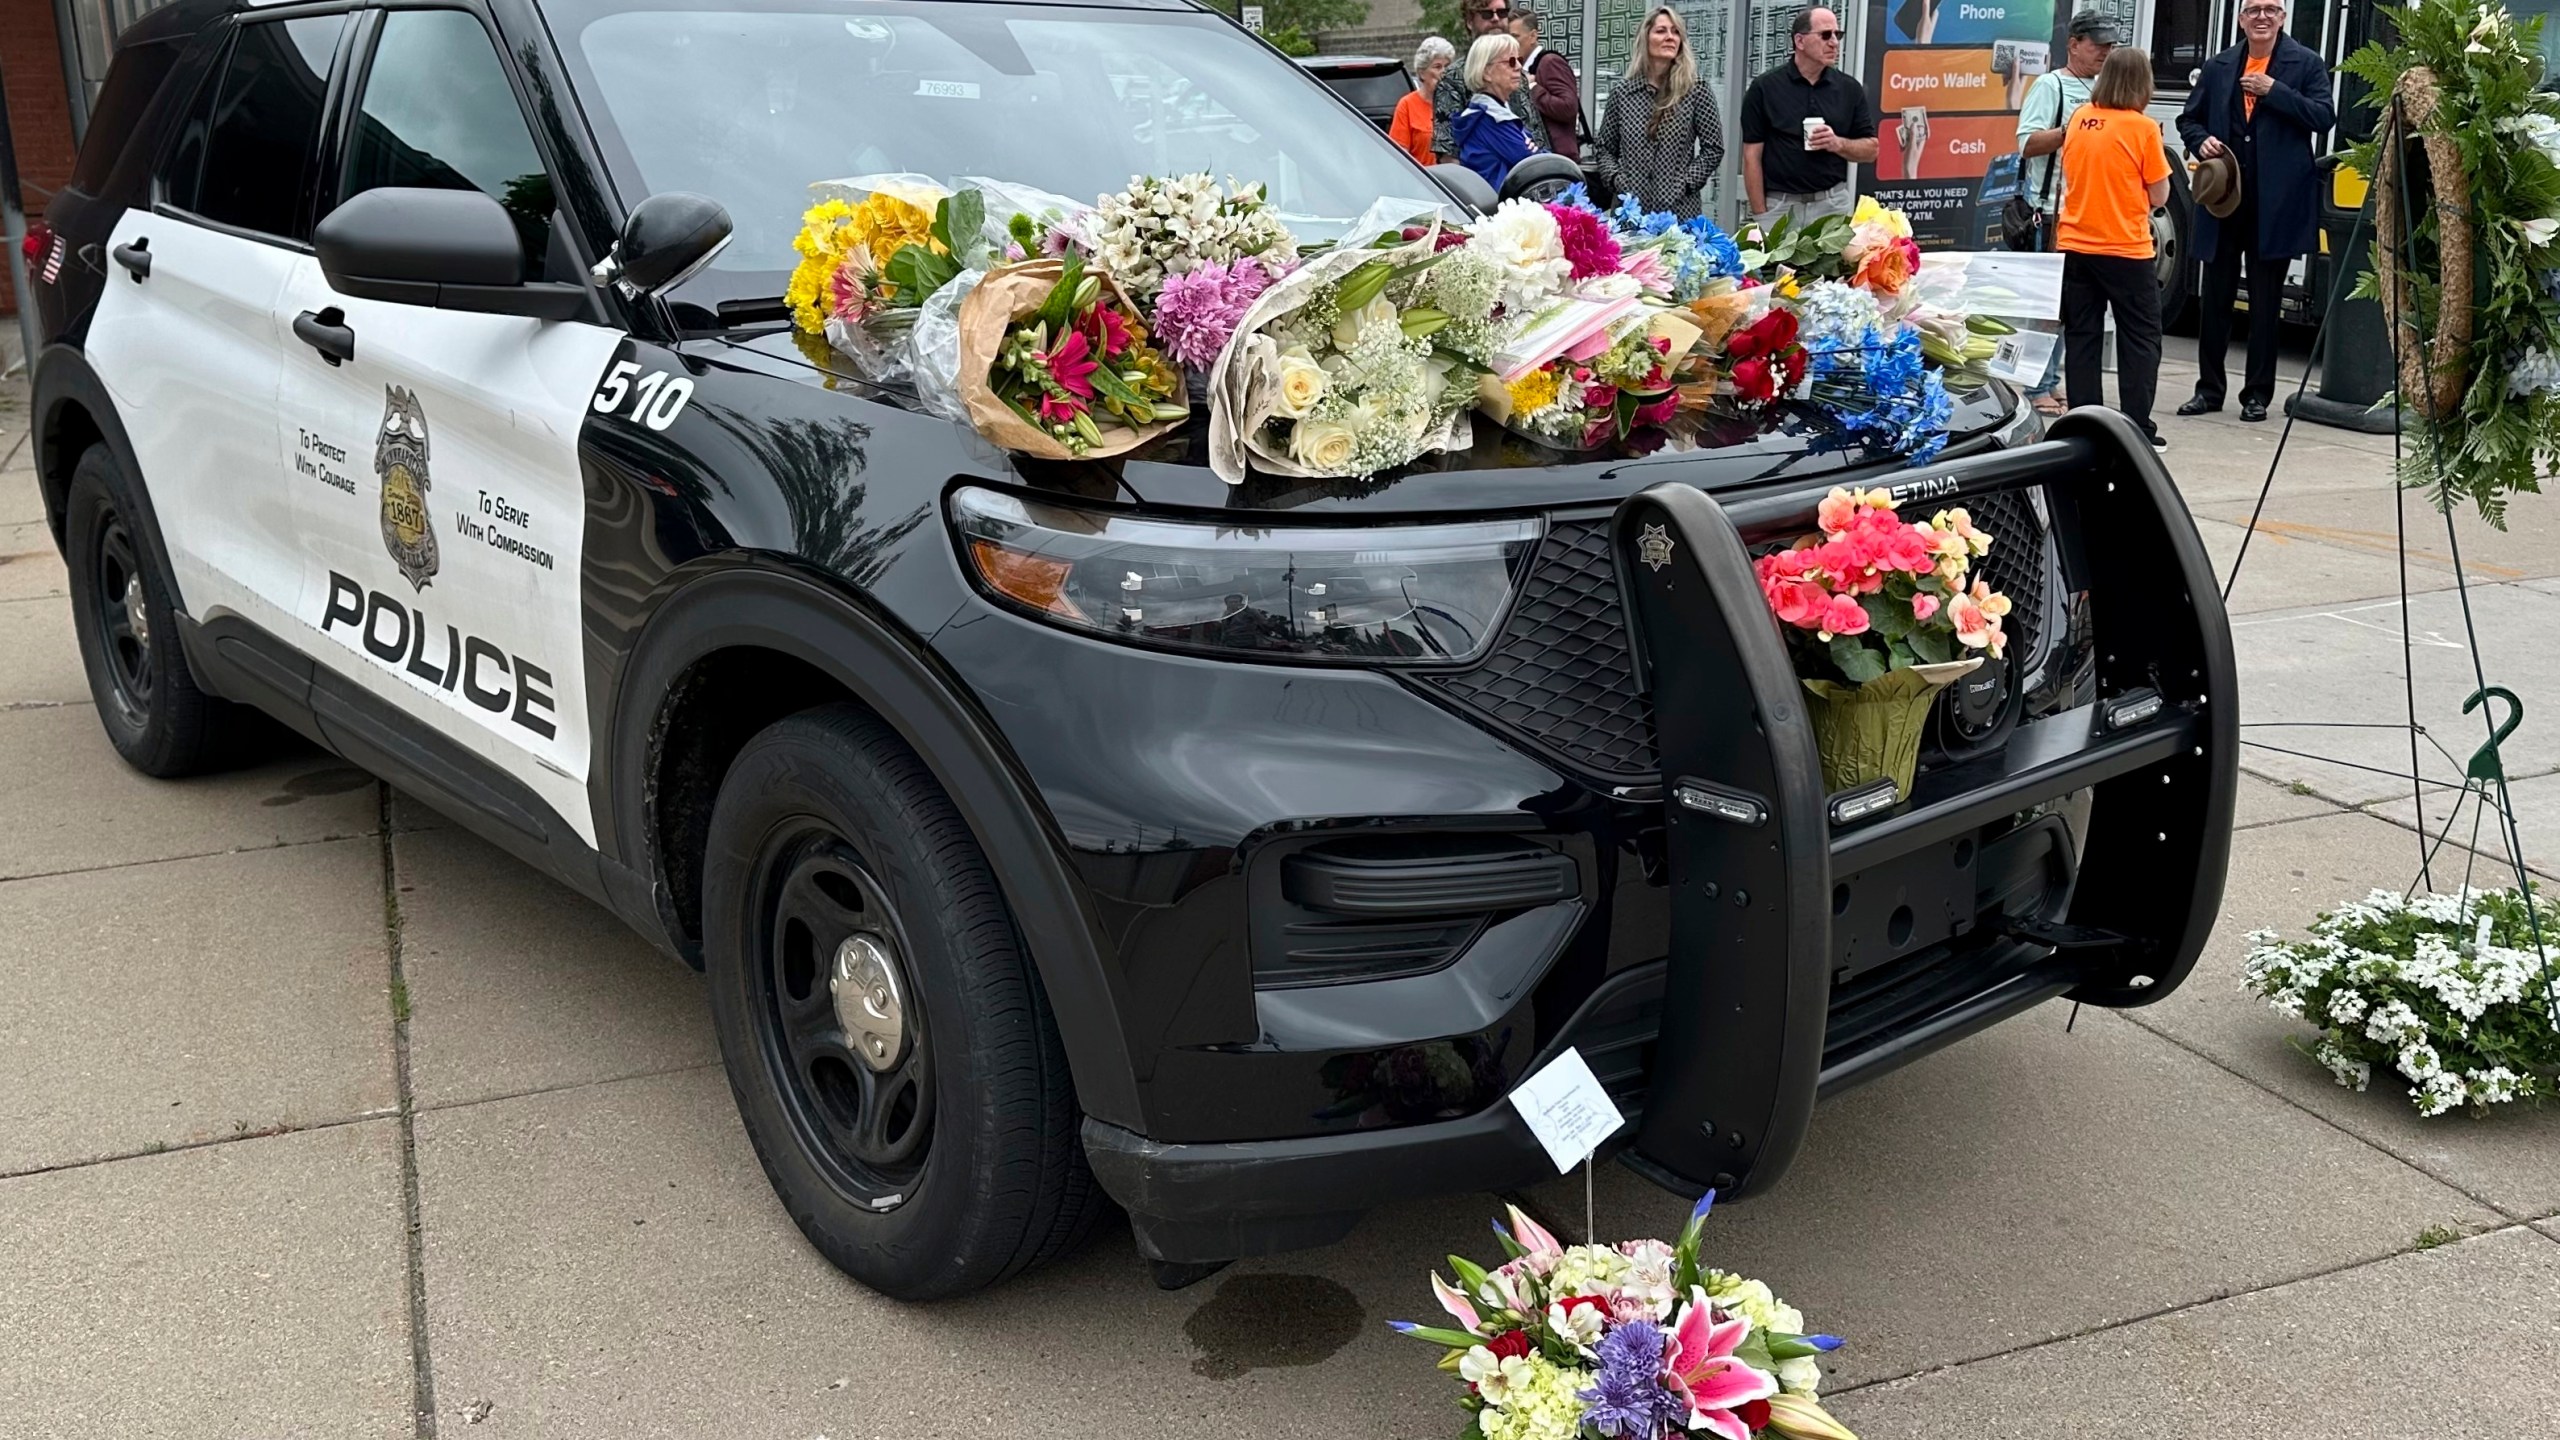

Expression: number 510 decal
xmin=592 ymin=360 xmax=695 ymax=430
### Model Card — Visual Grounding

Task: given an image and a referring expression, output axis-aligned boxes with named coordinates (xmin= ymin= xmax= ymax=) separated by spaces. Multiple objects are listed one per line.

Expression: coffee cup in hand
xmin=1802 ymin=117 xmax=1826 ymax=151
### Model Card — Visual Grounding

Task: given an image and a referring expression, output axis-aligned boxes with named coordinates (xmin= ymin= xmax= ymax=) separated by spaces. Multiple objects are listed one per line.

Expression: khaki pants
xmin=1753 ymin=181 xmax=1855 ymax=232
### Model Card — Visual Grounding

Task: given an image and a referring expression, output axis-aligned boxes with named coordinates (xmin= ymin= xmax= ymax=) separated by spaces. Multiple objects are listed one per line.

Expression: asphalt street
xmin=4 ymin=342 xmax=2557 ymax=1437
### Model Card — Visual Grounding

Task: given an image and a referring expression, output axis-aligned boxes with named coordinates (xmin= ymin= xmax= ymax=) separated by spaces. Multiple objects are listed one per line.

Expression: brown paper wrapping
xmin=954 ymin=260 xmax=1182 ymax=462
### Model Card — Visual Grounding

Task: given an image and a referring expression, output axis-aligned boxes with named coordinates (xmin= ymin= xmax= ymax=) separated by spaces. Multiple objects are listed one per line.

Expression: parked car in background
xmin=1296 ymin=53 xmax=1411 ymax=131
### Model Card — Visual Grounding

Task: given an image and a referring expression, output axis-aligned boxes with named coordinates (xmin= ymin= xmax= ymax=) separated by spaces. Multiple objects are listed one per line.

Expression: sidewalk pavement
xmin=5 ymin=370 xmax=2558 ymax=1437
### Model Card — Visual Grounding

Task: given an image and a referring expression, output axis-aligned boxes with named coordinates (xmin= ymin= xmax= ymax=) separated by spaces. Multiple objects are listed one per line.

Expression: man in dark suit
xmin=2175 ymin=0 xmax=2335 ymax=421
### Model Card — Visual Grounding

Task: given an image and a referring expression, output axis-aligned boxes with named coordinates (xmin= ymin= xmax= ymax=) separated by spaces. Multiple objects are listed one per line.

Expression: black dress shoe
xmin=2175 ymin=396 xmax=2221 ymax=417
xmin=2239 ymin=399 xmax=2268 ymax=422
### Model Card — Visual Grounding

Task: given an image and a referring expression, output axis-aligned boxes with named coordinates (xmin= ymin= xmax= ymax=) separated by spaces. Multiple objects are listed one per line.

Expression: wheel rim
xmin=750 ymin=829 xmax=933 ymax=1207
xmin=90 ymin=513 xmax=155 ymax=727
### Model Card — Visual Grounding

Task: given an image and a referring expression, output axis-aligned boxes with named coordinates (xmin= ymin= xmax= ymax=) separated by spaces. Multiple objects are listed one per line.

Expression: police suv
xmin=25 ymin=0 xmax=2238 ymax=1299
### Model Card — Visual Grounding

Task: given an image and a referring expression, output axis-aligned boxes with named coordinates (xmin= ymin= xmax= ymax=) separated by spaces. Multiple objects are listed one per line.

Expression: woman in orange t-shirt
xmin=2057 ymin=48 xmax=2172 ymax=450
xmin=1392 ymin=38 xmax=1458 ymax=167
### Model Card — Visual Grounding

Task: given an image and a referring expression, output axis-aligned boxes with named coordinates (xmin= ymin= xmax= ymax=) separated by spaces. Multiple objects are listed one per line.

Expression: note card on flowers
xmin=1507 ymin=1047 xmax=1625 ymax=1172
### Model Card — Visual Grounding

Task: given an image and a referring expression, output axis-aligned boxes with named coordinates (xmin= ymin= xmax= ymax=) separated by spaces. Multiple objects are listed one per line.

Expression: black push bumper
xmin=1089 ymin=409 xmax=2239 ymax=1262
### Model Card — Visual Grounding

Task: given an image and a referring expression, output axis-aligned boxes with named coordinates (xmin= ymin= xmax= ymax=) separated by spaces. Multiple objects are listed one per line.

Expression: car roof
xmin=1299 ymin=55 xmax=1403 ymax=68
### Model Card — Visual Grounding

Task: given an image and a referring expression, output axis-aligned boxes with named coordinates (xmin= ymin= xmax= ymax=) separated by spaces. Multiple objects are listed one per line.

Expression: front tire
xmin=700 ymin=703 xmax=1100 ymax=1299
xmin=64 ymin=445 xmax=245 ymax=776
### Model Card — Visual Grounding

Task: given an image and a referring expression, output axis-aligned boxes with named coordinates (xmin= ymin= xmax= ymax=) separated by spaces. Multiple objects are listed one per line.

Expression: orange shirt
xmin=2243 ymin=52 xmax=2270 ymax=120
xmin=1391 ymin=90 xmax=1435 ymax=166
xmin=2057 ymin=106 xmax=2170 ymax=259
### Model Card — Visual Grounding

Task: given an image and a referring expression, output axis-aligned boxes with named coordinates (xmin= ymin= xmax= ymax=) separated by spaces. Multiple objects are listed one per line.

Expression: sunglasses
xmin=2241 ymin=4 xmax=2284 ymax=14
xmin=1809 ymin=28 xmax=1842 ymax=40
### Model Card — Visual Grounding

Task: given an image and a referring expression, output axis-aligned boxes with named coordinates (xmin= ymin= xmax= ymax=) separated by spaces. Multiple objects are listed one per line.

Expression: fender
xmin=29 ymin=346 xmax=183 ymax=609
xmin=608 ymin=560 xmax=1148 ymax=1130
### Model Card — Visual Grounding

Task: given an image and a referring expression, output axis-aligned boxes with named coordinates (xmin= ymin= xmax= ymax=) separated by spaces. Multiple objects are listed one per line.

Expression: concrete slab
xmin=414 ymin=1065 xmax=1481 ymax=1438
xmin=2363 ymin=770 xmax=2560 ymax=881
xmin=2160 ymin=434 xmax=2407 ymax=507
xmin=1829 ymin=1225 xmax=2560 ymax=1436
xmin=0 ymin=593 xmax=87 ymax=706
xmin=0 ymin=704 xmax=378 ymax=881
xmin=2201 ymin=482 xmax=2560 ymax=587
xmin=0 ymin=519 xmax=66 ymax=602
xmin=2196 ymin=515 xmax=2459 ymax=618
xmin=0 ymin=465 xmax=38 ymax=528
xmin=2234 ymin=771 xmax=2348 ymax=829
xmin=0 ymin=839 xmax=398 ymax=1176
xmin=396 ymin=826 xmax=713 ymax=1110
xmin=0 ymin=1120 xmax=413 ymax=1437
xmin=385 ymin=785 xmax=447 ymax=834
xmin=2123 ymin=810 xmax=2560 ymax=1220
xmin=1521 ymin=998 xmax=2493 ymax=1389
xmin=2230 ymin=583 xmax=2560 ymax=804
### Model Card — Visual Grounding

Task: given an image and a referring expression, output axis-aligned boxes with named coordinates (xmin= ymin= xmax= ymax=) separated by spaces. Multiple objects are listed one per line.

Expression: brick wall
xmin=4 ymin=0 xmax=82 ymax=316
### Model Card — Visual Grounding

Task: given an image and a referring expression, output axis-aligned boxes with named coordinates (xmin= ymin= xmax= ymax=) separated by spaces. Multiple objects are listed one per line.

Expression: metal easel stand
xmin=2219 ymin=92 xmax=2560 ymax=1033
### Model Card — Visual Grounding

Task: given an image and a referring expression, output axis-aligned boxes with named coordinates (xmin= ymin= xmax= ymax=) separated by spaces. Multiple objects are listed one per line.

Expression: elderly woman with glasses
xmin=1451 ymin=33 xmax=1541 ymax=193
xmin=1432 ymin=0 xmax=1517 ymax=161
xmin=1393 ymin=36 xmax=1458 ymax=166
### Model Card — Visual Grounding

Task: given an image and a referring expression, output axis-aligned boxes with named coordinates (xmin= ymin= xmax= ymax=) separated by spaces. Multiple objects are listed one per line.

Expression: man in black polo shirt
xmin=1739 ymin=7 xmax=1878 ymax=230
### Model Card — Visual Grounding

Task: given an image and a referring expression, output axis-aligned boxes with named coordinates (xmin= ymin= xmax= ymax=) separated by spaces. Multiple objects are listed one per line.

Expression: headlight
xmin=950 ymin=486 xmax=1540 ymax=665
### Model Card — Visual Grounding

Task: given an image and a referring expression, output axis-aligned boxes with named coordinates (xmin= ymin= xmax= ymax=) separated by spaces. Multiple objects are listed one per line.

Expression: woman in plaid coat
xmin=1590 ymin=7 xmax=1727 ymax=218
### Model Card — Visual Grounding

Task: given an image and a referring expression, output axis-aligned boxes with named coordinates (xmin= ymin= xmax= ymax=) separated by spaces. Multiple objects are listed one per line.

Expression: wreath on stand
xmin=2344 ymin=1 xmax=2560 ymax=524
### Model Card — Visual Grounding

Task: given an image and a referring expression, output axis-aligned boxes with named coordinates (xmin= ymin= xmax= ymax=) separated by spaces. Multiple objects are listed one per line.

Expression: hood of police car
xmin=717 ymin=327 xmax=2030 ymax=518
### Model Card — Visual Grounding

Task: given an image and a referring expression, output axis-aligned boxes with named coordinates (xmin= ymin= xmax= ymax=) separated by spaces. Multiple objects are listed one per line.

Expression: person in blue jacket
xmin=2174 ymin=0 xmax=2334 ymax=422
xmin=1452 ymin=33 xmax=1540 ymax=193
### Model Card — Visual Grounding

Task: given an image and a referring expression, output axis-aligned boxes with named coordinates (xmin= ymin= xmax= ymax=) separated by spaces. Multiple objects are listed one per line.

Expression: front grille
xmin=1422 ymin=488 xmax=2062 ymax=783
xmin=1420 ymin=518 xmax=1657 ymax=779
xmin=1968 ymin=487 xmax=2050 ymax=669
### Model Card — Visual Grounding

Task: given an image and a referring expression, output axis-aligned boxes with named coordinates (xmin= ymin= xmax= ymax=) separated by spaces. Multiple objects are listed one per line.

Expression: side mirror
xmin=591 ymin=192 xmax=732 ymax=300
xmin=315 ymin=188 xmax=584 ymax=320
xmin=1427 ymin=162 xmax=1497 ymax=216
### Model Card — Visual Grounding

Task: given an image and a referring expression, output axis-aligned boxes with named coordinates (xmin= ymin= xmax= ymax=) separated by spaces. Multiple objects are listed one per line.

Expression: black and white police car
xmin=24 ymin=0 xmax=2238 ymax=1299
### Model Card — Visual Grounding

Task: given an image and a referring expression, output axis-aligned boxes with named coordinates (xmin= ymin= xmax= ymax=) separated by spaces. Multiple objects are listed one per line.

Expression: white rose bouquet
xmin=1207 ymin=223 xmax=1498 ymax=483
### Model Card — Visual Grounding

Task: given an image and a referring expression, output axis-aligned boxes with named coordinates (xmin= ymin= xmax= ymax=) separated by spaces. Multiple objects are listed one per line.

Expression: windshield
xmin=544 ymin=0 xmax=1434 ymax=313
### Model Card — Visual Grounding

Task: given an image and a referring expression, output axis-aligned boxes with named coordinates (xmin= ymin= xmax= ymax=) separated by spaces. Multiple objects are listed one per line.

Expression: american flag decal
xmin=39 ymin=234 xmax=64 ymax=284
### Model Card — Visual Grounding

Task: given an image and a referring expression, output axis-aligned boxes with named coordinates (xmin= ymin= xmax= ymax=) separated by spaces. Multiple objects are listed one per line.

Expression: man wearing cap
xmin=2176 ymin=0 xmax=2335 ymax=421
xmin=2011 ymin=12 xmax=2118 ymax=415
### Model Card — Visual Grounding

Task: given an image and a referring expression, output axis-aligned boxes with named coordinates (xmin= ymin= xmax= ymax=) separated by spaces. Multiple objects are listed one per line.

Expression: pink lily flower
xmin=1664 ymin=1290 xmax=1781 ymax=1440
xmin=1432 ymin=1273 xmax=1483 ymax=1333
xmin=1503 ymin=1203 xmax=1563 ymax=1258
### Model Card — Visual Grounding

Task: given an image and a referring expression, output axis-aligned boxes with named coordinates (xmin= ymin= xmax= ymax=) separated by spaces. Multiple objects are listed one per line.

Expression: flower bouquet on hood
xmin=1393 ymin=1194 xmax=1856 ymax=1440
xmin=785 ymin=177 xmax=955 ymax=381
xmin=1756 ymin=486 xmax=2011 ymax=801
xmin=1206 ymin=218 xmax=1495 ymax=482
xmin=1478 ymin=310 xmax=1692 ymax=450
xmin=959 ymin=249 xmax=1188 ymax=459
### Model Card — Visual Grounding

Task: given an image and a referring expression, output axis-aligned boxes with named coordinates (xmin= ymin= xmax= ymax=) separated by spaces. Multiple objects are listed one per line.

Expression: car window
xmin=338 ymin=8 xmax=555 ymax=273
xmin=169 ymin=15 xmax=346 ymax=239
xmin=545 ymin=0 xmax=1433 ymax=311
xmin=73 ymin=36 xmax=184 ymax=195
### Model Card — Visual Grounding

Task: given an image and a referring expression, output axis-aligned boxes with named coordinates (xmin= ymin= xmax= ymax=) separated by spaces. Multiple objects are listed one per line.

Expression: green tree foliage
xmin=1203 ymin=0 xmax=1372 ymax=56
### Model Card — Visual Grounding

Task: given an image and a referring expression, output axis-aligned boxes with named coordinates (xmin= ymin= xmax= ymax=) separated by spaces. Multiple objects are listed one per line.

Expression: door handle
xmin=112 ymin=239 xmax=151 ymax=281
xmin=293 ymin=308 xmax=355 ymax=366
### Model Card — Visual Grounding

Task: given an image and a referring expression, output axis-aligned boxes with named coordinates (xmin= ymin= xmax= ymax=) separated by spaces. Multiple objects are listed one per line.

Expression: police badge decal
xmin=376 ymin=385 xmax=439 ymax=591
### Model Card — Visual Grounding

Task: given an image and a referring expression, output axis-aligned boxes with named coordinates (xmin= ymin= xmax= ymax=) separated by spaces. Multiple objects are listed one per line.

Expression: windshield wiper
xmin=715 ymin=296 xmax=792 ymax=327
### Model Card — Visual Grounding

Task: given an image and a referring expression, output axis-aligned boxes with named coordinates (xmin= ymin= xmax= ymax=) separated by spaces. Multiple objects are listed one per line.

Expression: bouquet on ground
xmin=1394 ymin=1195 xmax=1856 ymax=1440
xmin=1756 ymin=487 xmax=2011 ymax=800
xmin=961 ymin=249 xmax=1187 ymax=458
xmin=1207 ymin=223 xmax=1496 ymax=482
xmin=2243 ymin=886 xmax=2560 ymax=1115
